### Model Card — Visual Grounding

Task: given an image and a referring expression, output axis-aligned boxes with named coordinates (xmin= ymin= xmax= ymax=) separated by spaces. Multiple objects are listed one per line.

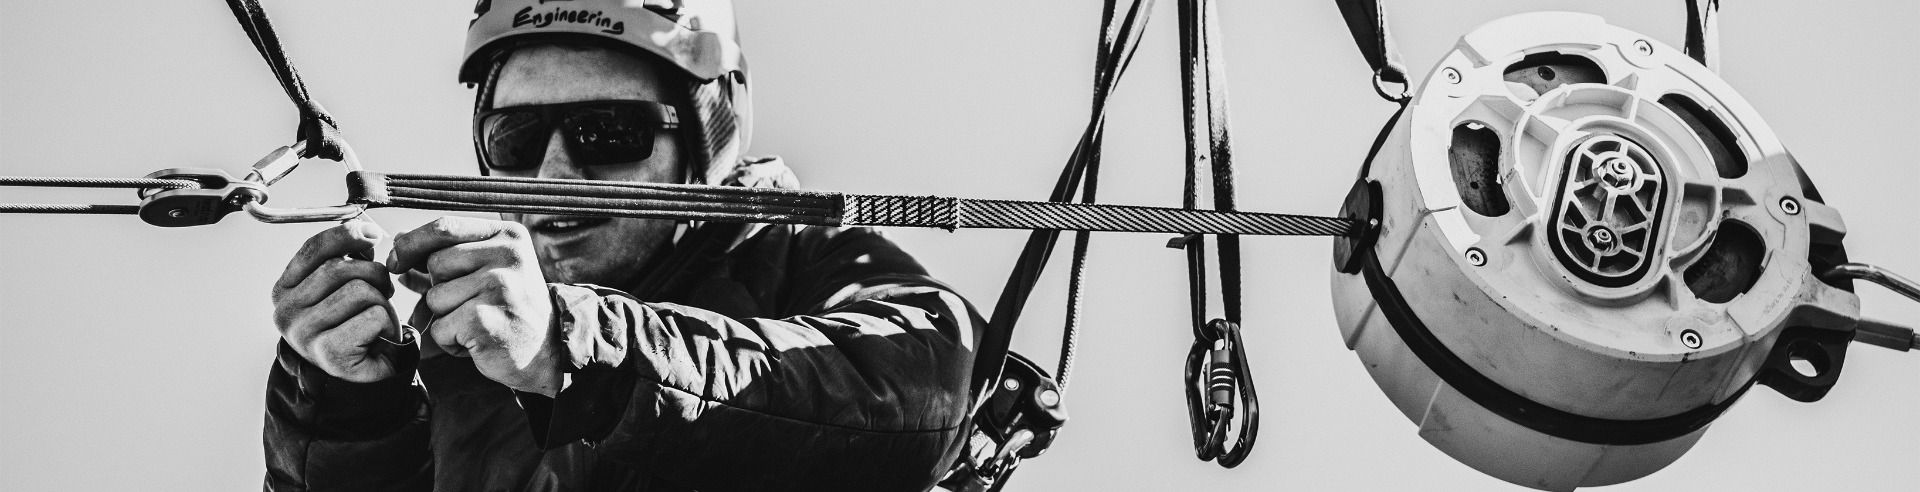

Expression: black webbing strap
xmin=1176 ymin=0 xmax=1257 ymax=468
xmin=1334 ymin=0 xmax=1408 ymax=102
xmin=1684 ymin=0 xmax=1721 ymax=71
xmin=975 ymin=0 xmax=1156 ymax=420
xmin=224 ymin=0 xmax=347 ymax=161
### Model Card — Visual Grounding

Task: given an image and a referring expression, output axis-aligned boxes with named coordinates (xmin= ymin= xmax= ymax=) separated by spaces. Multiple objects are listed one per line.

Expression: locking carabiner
xmin=1186 ymin=318 xmax=1257 ymax=468
xmin=240 ymin=141 xmax=368 ymax=224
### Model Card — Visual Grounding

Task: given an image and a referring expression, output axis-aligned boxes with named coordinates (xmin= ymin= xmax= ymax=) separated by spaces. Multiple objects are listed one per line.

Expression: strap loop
xmin=224 ymin=0 xmax=347 ymax=161
xmin=1174 ymin=0 xmax=1260 ymax=468
xmin=1336 ymin=0 xmax=1410 ymax=103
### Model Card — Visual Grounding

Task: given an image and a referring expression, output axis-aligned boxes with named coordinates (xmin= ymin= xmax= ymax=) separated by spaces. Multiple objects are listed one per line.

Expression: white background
xmin=2 ymin=1 xmax=1914 ymax=490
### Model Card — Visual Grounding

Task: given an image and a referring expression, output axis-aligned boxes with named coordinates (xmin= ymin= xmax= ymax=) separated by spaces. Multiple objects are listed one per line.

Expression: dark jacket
xmin=264 ymin=210 xmax=982 ymax=491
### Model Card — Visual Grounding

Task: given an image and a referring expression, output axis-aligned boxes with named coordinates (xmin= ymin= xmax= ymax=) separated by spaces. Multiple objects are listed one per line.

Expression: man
xmin=263 ymin=1 xmax=983 ymax=490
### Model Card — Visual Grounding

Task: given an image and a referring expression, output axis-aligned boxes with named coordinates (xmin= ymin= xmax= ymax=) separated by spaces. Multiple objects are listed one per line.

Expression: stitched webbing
xmin=224 ymin=0 xmax=346 ymax=161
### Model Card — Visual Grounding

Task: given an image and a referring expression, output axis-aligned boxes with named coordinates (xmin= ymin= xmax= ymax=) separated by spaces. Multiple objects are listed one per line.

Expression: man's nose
xmin=535 ymin=129 xmax=587 ymax=180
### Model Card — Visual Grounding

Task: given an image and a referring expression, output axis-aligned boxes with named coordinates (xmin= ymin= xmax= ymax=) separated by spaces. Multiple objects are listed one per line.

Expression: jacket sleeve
xmin=263 ymin=342 xmax=433 ymax=492
xmin=517 ymin=226 xmax=982 ymax=491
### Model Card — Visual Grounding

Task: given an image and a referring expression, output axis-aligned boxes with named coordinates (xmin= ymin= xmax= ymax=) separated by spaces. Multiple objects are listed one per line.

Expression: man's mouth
xmin=529 ymin=216 xmax=612 ymax=236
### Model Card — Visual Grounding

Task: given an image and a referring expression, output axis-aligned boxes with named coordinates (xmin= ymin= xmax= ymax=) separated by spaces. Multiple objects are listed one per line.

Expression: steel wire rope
xmin=0 ymin=176 xmax=202 ymax=215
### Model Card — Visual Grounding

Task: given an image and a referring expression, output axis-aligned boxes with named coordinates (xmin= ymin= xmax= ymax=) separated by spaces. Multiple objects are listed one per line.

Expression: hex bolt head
xmin=1590 ymin=228 xmax=1615 ymax=246
xmin=1634 ymin=39 xmax=1655 ymax=56
xmin=1779 ymin=196 xmax=1802 ymax=215
xmin=1600 ymin=159 xmax=1637 ymax=188
xmin=1443 ymin=67 xmax=1462 ymax=84
xmin=1680 ymin=329 xmax=1703 ymax=349
xmin=1464 ymin=247 xmax=1487 ymax=266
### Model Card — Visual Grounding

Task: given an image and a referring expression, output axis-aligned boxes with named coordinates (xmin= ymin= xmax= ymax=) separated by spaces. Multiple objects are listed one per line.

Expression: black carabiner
xmin=1186 ymin=318 xmax=1258 ymax=467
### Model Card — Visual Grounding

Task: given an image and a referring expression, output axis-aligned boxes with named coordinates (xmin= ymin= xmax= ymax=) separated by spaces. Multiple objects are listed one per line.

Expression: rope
xmin=0 ymin=176 xmax=201 ymax=215
xmin=0 ymin=204 xmax=141 ymax=215
xmin=0 ymin=177 xmax=197 ymax=189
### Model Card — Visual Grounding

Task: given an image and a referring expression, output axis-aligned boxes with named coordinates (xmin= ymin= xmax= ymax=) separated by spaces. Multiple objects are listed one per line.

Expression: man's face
xmin=488 ymin=44 xmax=685 ymax=287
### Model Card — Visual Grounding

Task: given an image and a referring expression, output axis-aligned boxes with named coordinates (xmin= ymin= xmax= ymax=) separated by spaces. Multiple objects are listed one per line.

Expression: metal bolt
xmin=1038 ymin=389 xmax=1061 ymax=407
xmin=1002 ymin=378 xmax=1022 ymax=392
xmin=1443 ymin=68 xmax=1461 ymax=84
xmin=1634 ymin=40 xmax=1654 ymax=56
xmin=1464 ymin=247 xmax=1487 ymax=266
xmin=1600 ymin=159 xmax=1637 ymax=188
xmin=1589 ymin=228 xmax=1615 ymax=247
xmin=1779 ymin=196 xmax=1801 ymax=215
xmin=1680 ymin=329 xmax=1703 ymax=349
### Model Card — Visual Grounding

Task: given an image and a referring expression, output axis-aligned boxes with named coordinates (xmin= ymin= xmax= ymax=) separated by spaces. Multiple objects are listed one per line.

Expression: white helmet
xmin=461 ymin=0 xmax=752 ymax=184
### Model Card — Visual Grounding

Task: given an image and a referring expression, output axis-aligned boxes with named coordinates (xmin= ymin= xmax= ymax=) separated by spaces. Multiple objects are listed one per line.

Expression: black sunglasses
xmin=474 ymin=100 xmax=681 ymax=172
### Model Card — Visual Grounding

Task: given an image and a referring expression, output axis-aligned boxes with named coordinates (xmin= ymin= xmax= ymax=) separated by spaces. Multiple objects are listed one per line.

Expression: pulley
xmin=1330 ymin=12 xmax=1866 ymax=490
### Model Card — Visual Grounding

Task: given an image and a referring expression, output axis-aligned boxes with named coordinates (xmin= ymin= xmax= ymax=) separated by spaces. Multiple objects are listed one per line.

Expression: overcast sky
xmin=3 ymin=1 xmax=1914 ymax=490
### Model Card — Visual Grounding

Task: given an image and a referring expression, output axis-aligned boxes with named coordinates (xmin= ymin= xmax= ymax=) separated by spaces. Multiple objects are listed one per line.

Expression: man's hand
xmin=272 ymin=220 xmax=406 ymax=383
xmin=388 ymin=217 xmax=561 ymax=397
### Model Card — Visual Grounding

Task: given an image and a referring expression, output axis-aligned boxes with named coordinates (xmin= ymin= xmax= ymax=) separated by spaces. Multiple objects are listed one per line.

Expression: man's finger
xmin=311 ymin=306 xmax=399 ymax=382
xmin=420 ymin=271 xmax=491 ymax=319
xmin=423 ymin=239 xmax=523 ymax=284
xmin=398 ymin=269 xmax=432 ymax=294
xmin=426 ymin=305 xmax=482 ymax=358
xmin=277 ymin=220 xmax=386 ymax=290
xmin=386 ymin=217 xmax=523 ymax=275
xmin=274 ymin=257 xmax=393 ymax=309
xmin=281 ymin=279 xmax=391 ymax=344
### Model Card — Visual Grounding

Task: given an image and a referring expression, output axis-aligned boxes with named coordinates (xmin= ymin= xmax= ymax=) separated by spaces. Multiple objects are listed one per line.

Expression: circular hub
xmin=1551 ymin=135 xmax=1665 ymax=288
xmin=1331 ymin=11 xmax=1866 ymax=491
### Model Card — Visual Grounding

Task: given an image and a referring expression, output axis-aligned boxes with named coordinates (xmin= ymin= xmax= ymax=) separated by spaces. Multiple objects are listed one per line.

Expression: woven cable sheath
xmin=350 ymin=172 xmax=1356 ymax=236
xmin=843 ymin=195 xmax=1353 ymax=235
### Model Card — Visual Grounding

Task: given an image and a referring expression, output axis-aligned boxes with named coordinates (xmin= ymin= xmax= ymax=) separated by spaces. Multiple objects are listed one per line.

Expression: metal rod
xmin=1825 ymin=263 xmax=1920 ymax=303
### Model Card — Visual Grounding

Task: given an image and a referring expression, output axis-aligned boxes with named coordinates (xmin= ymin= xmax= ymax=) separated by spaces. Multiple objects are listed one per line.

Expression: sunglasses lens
xmin=480 ymin=111 xmax=550 ymax=171
xmin=565 ymin=107 xmax=656 ymax=166
xmin=479 ymin=102 xmax=671 ymax=171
